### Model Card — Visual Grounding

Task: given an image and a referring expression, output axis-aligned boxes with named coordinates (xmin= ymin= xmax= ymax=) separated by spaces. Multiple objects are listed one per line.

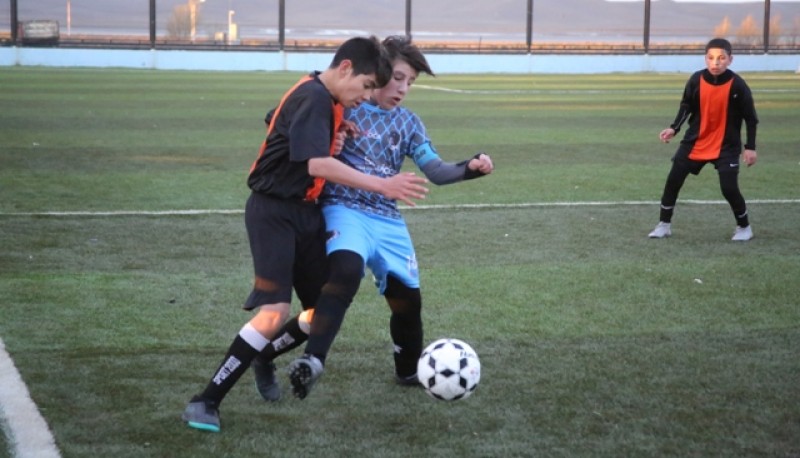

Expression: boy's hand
xmin=332 ymin=120 xmax=361 ymax=156
xmin=332 ymin=131 xmax=347 ymax=155
xmin=340 ymin=120 xmax=359 ymax=138
xmin=383 ymin=173 xmax=429 ymax=207
xmin=469 ymin=153 xmax=494 ymax=175
xmin=659 ymin=128 xmax=676 ymax=143
xmin=742 ymin=149 xmax=757 ymax=167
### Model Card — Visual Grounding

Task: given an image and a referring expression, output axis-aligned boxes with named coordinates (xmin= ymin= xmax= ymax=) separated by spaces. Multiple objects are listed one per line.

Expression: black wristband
xmin=463 ymin=153 xmax=487 ymax=180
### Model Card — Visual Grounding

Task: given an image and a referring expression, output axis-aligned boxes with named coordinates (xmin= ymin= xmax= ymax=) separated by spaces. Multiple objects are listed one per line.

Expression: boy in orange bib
xmin=648 ymin=38 xmax=758 ymax=242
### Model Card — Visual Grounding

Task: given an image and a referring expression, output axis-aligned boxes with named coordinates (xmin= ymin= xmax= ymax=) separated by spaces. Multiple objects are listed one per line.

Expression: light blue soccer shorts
xmin=322 ymin=204 xmax=419 ymax=294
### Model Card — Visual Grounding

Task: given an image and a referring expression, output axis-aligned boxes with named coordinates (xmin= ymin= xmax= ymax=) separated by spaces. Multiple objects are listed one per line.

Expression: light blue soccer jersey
xmin=320 ymin=101 xmax=441 ymax=219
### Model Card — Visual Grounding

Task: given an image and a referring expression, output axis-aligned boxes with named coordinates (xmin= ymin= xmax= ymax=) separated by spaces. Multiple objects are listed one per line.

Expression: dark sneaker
xmin=182 ymin=396 xmax=220 ymax=433
xmin=252 ymin=357 xmax=281 ymax=402
xmin=288 ymin=354 xmax=323 ymax=400
xmin=395 ymin=373 xmax=421 ymax=387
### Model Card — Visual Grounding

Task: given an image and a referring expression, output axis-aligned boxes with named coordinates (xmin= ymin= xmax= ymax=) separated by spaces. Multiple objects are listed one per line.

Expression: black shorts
xmin=673 ymin=153 xmax=741 ymax=176
xmin=243 ymin=192 xmax=328 ymax=311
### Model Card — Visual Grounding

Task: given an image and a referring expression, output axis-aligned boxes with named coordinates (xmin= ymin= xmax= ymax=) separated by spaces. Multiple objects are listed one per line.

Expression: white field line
xmin=0 ymin=199 xmax=798 ymax=217
xmin=0 ymin=338 xmax=61 ymax=458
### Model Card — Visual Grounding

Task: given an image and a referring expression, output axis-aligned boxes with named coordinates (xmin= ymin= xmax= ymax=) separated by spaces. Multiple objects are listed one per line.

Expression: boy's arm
xmin=739 ymin=78 xmax=759 ymax=166
xmin=669 ymin=77 xmax=695 ymax=134
xmin=308 ymin=156 xmax=428 ymax=206
xmin=660 ymin=74 xmax=698 ymax=142
xmin=411 ymin=139 xmax=493 ymax=185
xmin=740 ymin=82 xmax=759 ymax=151
xmin=669 ymin=106 xmax=691 ymax=134
xmin=419 ymin=153 xmax=494 ymax=185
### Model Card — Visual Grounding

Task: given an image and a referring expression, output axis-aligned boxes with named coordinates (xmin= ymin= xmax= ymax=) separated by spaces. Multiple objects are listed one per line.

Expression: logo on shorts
xmin=407 ymin=254 xmax=418 ymax=277
xmin=326 ymin=230 xmax=340 ymax=243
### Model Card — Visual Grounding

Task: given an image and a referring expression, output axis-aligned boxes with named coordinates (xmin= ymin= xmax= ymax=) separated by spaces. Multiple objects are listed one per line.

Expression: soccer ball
xmin=417 ymin=338 xmax=480 ymax=401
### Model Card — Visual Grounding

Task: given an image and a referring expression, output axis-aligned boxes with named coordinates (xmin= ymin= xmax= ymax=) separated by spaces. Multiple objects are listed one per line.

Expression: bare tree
xmin=770 ymin=14 xmax=783 ymax=46
xmin=714 ymin=16 xmax=731 ymax=38
xmin=792 ymin=17 xmax=800 ymax=46
xmin=735 ymin=14 xmax=761 ymax=47
xmin=167 ymin=5 xmax=191 ymax=39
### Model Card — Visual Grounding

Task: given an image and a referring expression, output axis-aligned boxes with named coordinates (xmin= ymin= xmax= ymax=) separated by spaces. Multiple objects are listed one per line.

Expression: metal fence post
xmin=405 ymin=0 xmax=412 ymax=39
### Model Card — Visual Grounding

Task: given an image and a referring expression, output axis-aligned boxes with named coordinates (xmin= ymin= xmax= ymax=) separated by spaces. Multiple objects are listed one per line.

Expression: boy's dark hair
xmin=706 ymin=38 xmax=732 ymax=55
xmin=382 ymin=35 xmax=435 ymax=77
xmin=330 ymin=36 xmax=392 ymax=87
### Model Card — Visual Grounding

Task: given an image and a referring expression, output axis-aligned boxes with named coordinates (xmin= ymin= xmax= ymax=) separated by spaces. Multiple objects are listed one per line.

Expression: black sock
xmin=659 ymin=204 xmax=674 ymax=224
xmin=385 ymin=277 xmax=423 ymax=378
xmin=391 ymin=311 xmax=423 ymax=377
xmin=735 ymin=209 xmax=749 ymax=228
xmin=304 ymin=298 xmax=349 ymax=365
xmin=256 ymin=314 xmax=308 ymax=363
xmin=199 ymin=335 xmax=260 ymax=405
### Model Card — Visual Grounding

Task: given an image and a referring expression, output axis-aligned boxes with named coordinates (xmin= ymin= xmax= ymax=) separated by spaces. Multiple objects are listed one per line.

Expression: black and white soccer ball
xmin=417 ymin=338 xmax=480 ymax=401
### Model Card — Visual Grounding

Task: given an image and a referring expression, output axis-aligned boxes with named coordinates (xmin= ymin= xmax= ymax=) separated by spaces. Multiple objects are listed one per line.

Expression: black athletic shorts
xmin=673 ymin=153 xmax=741 ymax=176
xmin=243 ymin=191 xmax=328 ymax=311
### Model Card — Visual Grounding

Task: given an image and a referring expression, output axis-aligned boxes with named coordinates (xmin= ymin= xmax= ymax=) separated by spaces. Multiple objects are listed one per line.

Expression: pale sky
xmin=607 ymin=0 xmax=799 ymax=2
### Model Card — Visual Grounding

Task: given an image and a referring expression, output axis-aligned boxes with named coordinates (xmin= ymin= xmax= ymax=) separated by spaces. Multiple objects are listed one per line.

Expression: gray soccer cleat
xmin=648 ymin=221 xmax=672 ymax=239
xmin=252 ymin=357 xmax=281 ymax=402
xmin=288 ymin=354 xmax=323 ymax=399
xmin=731 ymin=225 xmax=753 ymax=241
xmin=182 ymin=397 xmax=220 ymax=433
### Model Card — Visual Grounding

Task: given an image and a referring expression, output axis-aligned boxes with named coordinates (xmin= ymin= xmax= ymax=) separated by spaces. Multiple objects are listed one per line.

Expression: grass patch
xmin=1 ymin=67 xmax=799 ymax=457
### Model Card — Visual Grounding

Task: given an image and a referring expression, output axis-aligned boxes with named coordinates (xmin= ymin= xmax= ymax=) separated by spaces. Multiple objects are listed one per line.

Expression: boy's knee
xmin=252 ymin=303 xmax=291 ymax=332
xmin=324 ymin=250 xmax=364 ymax=301
xmin=385 ymin=276 xmax=422 ymax=315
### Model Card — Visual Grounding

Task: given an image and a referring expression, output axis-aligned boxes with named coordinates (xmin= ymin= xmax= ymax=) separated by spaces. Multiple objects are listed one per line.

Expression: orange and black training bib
xmin=688 ymin=78 xmax=732 ymax=161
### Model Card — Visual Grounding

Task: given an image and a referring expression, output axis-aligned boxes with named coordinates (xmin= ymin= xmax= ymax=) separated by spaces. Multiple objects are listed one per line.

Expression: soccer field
xmin=1 ymin=68 xmax=799 ymax=457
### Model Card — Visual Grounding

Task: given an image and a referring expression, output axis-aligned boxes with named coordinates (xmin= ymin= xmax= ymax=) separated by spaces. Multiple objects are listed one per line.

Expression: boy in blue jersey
xmin=251 ymin=36 xmax=494 ymax=400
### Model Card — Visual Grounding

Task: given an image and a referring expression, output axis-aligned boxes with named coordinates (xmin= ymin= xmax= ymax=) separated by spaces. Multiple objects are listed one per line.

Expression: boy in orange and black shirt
xmin=182 ymin=36 xmax=428 ymax=433
xmin=648 ymin=38 xmax=759 ymax=241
